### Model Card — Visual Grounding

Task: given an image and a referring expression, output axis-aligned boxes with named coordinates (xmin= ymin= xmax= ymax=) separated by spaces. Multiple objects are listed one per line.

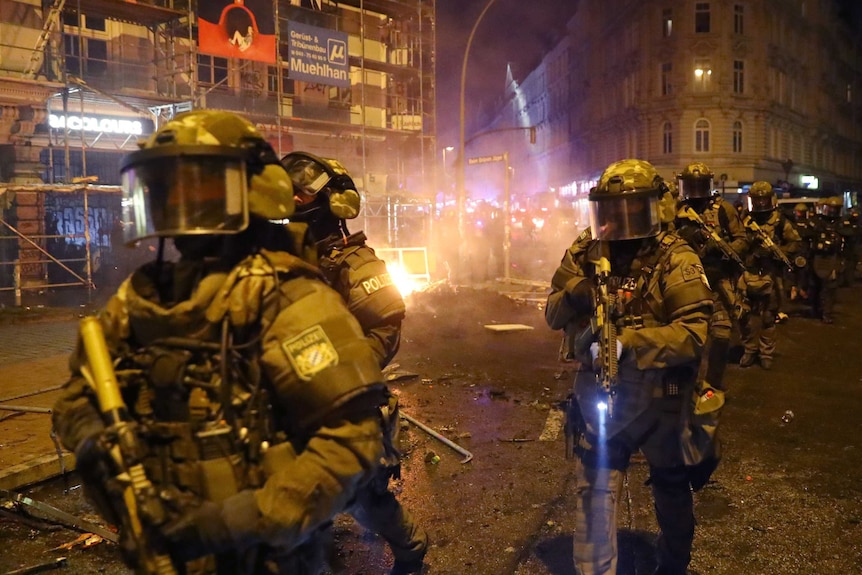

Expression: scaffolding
xmin=0 ymin=0 xmax=437 ymax=303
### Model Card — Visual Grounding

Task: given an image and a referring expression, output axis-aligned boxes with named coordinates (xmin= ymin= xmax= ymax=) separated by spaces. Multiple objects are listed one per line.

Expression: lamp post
xmin=442 ymin=145 xmax=454 ymax=206
xmin=456 ymin=0 xmax=501 ymax=278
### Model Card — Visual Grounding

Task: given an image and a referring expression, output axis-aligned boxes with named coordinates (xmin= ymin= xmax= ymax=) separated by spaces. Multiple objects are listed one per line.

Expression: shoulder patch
xmin=281 ymin=325 xmax=340 ymax=381
xmin=682 ymin=263 xmax=711 ymax=289
xmin=362 ymin=272 xmax=395 ymax=295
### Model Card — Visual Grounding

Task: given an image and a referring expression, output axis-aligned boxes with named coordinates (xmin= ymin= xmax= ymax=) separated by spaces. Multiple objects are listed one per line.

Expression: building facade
xmin=479 ymin=0 xmax=862 ymax=211
xmin=0 ymin=0 xmax=435 ymax=293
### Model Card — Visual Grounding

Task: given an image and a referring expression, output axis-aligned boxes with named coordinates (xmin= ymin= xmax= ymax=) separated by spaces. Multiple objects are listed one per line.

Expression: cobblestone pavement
xmin=0 ymin=319 xmax=79 ymax=489
xmin=0 ymin=320 xmax=78 ymax=365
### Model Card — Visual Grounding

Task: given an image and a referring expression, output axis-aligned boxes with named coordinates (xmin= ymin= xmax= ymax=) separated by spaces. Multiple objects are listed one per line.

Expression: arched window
xmin=732 ymin=120 xmax=743 ymax=153
xmin=663 ymin=122 xmax=673 ymax=154
xmin=695 ymin=119 xmax=710 ymax=152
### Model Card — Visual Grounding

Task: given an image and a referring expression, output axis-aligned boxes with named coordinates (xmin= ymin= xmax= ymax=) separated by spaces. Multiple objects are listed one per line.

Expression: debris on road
xmin=483 ymin=323 xmax=534 ymax=332
xmin=0 ymin=490 xmax=118 ymax=543
xmin=400 ymin=411 xmax=474 ymax=464
xmin=1 ymin=556 xmax=67 ymax=575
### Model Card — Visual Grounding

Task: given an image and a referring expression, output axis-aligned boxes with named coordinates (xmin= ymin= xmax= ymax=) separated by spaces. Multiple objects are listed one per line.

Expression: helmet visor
xmin=747 ymin=193 xmax=775 ymax=213
xmin=120 ymin=145 xmax=248 ymax=244
xmin=679 ymin=176 xmax=714 ymax=199
xmin=588 ymin=192 xmax=661 ymax=241
xmin=281 ymin=153 xmax=332 ymax=197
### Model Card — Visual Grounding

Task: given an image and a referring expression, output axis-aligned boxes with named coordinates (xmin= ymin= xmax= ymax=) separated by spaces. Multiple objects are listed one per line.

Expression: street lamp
xmin=456 ymin=0 xmax=500 ymax=277
xmin=442 ymin=145 xmax=455 ymax=207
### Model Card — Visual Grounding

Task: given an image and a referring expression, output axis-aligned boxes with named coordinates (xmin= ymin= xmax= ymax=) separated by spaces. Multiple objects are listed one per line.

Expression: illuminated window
xmin=734 ymin=4 xmax=744 ymax=34
xmin=663 ymin=122 xmax=673 ymax=154
xmin=695 ymin=2 xmax=711 ymax=33
xmin=732 ymin=121 xmax=743 ymax=153
xmin=661 ymin=62 xmax=672 ymax=96
xmin=695 ymin=119 xmax=710 ymax=152
xmin=662 ymin=8 xmax=673 ymax=37
xmin=693 ymin=59 xmax=712 ymax=91
xmin=733 ymin=60 xmax=744 ymax=94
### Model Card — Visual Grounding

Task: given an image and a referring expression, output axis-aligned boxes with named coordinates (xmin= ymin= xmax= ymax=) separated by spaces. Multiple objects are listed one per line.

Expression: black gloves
xmin=564 ymin=277 xmax=593 ymax=313
xmin=161 ymin=490 xmax=260 ymax=564
xmin=161 ymin=500 xmax=233 ymax=563
xmin=74 ymin=432 xmax=113 ymax=482
xmin=74 ymin=432 xmax=126 ymax=527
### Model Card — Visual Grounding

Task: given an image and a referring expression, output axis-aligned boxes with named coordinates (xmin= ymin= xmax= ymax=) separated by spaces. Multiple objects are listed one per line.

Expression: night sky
xmin=435 ymin=0 xmax=578 ymax=146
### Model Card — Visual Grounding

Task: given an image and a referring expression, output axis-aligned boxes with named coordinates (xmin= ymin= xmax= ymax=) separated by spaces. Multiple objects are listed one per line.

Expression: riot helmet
xmin=281 ymin=152 xmax=361 ymax=220
xmin=746 ymin=181 xmax=777 ymax=214
xmin=793 ymin=203 xmax=810 ymax=222
xmin=678 ymin=162 xmax=715 ymax=200
xmin=588 ymin=159 xmax=665 ymax=241
xmin=817 ymin=196 xmax=843 ymax=219
xmin=119 ymin=110 xmax=294 ymax=245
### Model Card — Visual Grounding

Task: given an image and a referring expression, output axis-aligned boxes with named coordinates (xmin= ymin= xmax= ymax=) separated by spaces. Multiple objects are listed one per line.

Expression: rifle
xmin=587 ymin=244 xmax=619 ymax=418
xmin=79 ymin=316 xmax=177 ymax=575
xmin=743 ymin=215 xmax=794 ymax=271
xmin=679 ymin=206 xmax=746 ymax=271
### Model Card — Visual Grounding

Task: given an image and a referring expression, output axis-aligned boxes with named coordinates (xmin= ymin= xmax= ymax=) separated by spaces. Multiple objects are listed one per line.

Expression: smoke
xmin=436 ymin=0 xmax=579 ymax=141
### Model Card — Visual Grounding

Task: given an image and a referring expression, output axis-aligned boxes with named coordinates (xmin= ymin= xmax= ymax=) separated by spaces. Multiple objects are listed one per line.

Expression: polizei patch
xmin=281 ymin=325 xmax=339 ymax=381
xmin=361 ymin=272 xmax=394 ymax=295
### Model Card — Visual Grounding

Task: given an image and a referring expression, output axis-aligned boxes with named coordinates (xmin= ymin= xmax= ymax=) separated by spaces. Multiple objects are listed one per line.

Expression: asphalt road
xmin=1 ymin=281 xmax=860 ymax=575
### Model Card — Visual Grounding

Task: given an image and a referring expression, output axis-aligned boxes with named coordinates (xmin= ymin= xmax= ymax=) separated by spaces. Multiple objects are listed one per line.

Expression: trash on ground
xmin=483 ymin=323 xmax=534 ymax=332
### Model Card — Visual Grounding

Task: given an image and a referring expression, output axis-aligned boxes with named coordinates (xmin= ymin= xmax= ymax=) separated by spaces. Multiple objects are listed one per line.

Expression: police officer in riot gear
xmin=281 ymin=151 xmax=428 ymax=575
xmin=673 ymin=162 xmax=748 ymax=391
xmin=52 ymin=110 xmax=393 ymax=575
xmin=809 ymin=197 xmax=854 ymax=323
xmin=790 ymin=202 xmax=816 ymax=304
xmin=738 ymin=182 xmax=801 ymax=367
xmin=546 ymin=159 xmax=714 ymax=575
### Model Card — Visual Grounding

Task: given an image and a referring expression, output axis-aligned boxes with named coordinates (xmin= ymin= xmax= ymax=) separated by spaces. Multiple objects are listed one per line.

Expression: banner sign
xmin=48 ymin=114 xmax=146 ymax=136
xmin=286 ymin=21 xmax=349 ymax=87
xmin=199 ymin=0 xmax=276 ymax=63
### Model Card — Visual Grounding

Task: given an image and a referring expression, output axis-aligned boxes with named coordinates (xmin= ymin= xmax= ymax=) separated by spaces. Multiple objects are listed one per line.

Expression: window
xmin=733 ymin=60 xmax=744 ymax=94
xmin=87 ymin=38 xmax=107 ymax=76
xmin=734 ymin=4 xmax=744 ymax=34
xmin=695 ymin=2 xmax=711 ymax=33
xmin=695 ymin=119 xmax=710 ymax=152
xmin=197 ymin=55 xmax=228 ymax=86
xmin=662 ymin=8 xmax=673 ymax=37
xmin=86 ymin=16 xmax=106 ymax=31
xmin=63 ymin=35 xmax=107 ymax=76
xmin=663 ymin=122 xmax=673 ymax=154
xmin=62 ymin=13 xmax=80 ymax=27
xmin=63 ymin=34 xmax=81 ymax=74
xmin=732 ymin=121 xmax=743 ymax=153
xmin=62 ymin=13 xmax=105 ymax=31
xmin=847 ymin=83 xmax=853 ymax=104
xmin=267 ymin=65 xmax=294 ymax=94
xmin=693 ymin=59 xmax=712 ymax=91
xmin=661 ymin=62 xmax=672 ymax=96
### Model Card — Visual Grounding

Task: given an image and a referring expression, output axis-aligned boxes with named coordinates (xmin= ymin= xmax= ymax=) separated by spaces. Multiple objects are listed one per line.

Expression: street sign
xmin=467 ymin=154 xmax=505 ymax=165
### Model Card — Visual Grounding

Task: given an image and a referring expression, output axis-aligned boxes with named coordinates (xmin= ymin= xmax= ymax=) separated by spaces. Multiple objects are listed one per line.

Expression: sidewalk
xmin=0 ymin=319 xmax=79 ymax=491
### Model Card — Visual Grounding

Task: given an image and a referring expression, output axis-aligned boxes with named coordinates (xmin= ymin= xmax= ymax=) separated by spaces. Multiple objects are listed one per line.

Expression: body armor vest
xmin=814 ymin=224 xmax=842 ymax=255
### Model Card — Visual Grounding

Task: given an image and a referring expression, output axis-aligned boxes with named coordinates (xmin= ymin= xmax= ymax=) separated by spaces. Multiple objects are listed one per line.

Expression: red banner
xmin=198 ymin=0 xmax=276 ymax=63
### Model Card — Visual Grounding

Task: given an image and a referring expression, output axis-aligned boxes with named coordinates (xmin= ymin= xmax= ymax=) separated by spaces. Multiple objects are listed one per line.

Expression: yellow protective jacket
xmin=52 ymin=249 xmax=388 ymax=568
